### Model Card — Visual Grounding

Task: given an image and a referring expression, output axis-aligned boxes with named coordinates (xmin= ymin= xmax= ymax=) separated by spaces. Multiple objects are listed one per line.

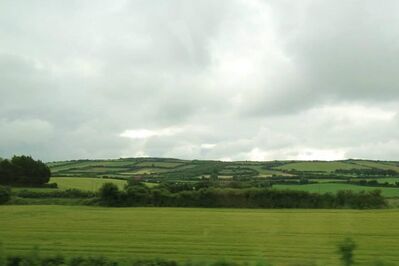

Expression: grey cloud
xmin=1 ymin=0 xmax=399 ymax=161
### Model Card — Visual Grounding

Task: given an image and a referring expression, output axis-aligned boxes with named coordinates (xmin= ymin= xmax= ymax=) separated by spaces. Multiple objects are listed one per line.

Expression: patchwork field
xmin=47 ymin=158 xmax=399 ymax=181
xmin=0 ymin=206 xmax=398 ymax=266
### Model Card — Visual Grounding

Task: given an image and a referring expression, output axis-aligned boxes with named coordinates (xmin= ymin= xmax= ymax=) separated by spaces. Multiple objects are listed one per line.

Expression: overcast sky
xmin=1 ymin=0 xmax=399 ymax=162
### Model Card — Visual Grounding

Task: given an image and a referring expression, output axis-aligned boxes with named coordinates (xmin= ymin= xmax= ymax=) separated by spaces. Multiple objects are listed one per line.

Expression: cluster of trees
xmin=99 ymin=182 xmax=386 ymax=209
xmin=0 ymin=156 xmax=51 ymax=186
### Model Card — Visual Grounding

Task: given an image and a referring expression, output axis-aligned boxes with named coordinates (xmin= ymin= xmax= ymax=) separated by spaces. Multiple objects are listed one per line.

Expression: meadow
xmin=1 ymin=206 xmax=399 ymax=266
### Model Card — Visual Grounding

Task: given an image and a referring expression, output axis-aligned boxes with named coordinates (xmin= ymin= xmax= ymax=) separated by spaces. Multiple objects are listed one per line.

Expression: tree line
xmin=0 ymin=155 xmax=51 ymax=186
xmin=335 ymin=168 xmax=398 ymax=176
xmin=98 ymin=181 xmax=387 ymax=209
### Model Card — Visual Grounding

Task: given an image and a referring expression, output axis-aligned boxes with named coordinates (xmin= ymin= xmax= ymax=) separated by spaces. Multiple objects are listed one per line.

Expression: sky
xmin=1 ymin=0 xmax=399 ymax=162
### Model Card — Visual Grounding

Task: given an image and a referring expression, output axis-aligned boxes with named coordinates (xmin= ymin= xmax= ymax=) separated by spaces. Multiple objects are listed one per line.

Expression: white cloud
xmin=120 ymin=127 xmax=182 ymax=140
xmin=201 ymin=143 xmax=216 ymax=149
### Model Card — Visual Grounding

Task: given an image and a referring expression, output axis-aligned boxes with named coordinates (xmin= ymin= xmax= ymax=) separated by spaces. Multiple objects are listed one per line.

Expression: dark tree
xmin=99 ymin=183 xmax=121 ymax=205
xmin=0 ymin=155 xmax=51 ymax=186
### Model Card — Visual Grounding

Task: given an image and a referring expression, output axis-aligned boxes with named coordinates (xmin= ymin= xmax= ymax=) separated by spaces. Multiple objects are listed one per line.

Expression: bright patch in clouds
xmin=201 ymin=143 xmax=216 ymax=149
xmin=120 ymin=127 xmax=182 ymax=140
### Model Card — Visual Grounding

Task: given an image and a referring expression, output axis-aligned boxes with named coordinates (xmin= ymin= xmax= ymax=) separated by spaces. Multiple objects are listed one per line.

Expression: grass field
xmin=0 ymin=206 xmax=398 ymax=265
xmin=10 ymin=177 xmax=127 ymax=193
xmin=274 ymin=183 xmax=399 ymax=197
xmin=275 ymin=161 xmax=369 ymax=172
xmin=50 ymin=177 xmax=126 ymax=191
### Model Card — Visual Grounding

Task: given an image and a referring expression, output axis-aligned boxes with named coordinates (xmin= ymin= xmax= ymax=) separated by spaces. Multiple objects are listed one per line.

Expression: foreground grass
xmin=1 ymin=206 xmax=399 ymax=266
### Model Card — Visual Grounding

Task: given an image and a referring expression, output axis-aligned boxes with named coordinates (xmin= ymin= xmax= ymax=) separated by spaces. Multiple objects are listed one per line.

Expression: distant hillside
xmin=47 ymin=158 xmax=399 ymax=181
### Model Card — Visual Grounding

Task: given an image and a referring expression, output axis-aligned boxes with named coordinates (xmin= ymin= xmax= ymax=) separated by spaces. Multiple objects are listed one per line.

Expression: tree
xmin=11 ymin=155 xmax=51 ymax=185
xmin=210 ymin=168 xmax=219 ymax=181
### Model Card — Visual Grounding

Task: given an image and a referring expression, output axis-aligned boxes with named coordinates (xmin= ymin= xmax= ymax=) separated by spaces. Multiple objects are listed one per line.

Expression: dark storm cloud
xmin=0 ymin=0 xmax=398 ymax=161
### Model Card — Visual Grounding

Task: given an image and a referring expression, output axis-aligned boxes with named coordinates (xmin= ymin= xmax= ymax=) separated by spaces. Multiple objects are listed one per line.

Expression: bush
xmin=99 ymin=183 xmax=121 ymax=206
xmin=69 ymin=256 xmax=117 ymax=266
xmin=338 ymin=238 xmax=356 ymax=266
xmin=0 ymin=186 xmax=11 ymax=204
xmin=15 ymin=189 xmax=95 ymax=199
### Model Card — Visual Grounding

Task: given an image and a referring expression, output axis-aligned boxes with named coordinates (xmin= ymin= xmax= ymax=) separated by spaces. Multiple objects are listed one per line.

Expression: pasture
xmin=0 ymin=206 xmax=399 ymax=265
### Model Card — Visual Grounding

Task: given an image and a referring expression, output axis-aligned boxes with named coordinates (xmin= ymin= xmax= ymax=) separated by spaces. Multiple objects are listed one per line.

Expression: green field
xmin=274 ymin=183 xmax=399 ymax=197
xmin=0 ymin=206 xmax=398 ymax=265
xmin=50 ymin=177 xmax=127 ymax=191
xmin=275 ymin=161 xmax=369 ymax=172
xmin=352 ymin=160 xmax=399 ymax=172
xmin=10 ymin=177 xmax=127 ymax=193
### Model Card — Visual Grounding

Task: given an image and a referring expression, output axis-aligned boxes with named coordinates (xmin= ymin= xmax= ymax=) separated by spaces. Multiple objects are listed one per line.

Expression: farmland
xmin=47 ymin=158 xmax=399 ymax=179
xmin=2 ymin=157 xmax=399 ymax=264
xmin=1 ymin=206 xmax=399 ymax=265
xmin=44 ymin=158 xmax=399 ymax=198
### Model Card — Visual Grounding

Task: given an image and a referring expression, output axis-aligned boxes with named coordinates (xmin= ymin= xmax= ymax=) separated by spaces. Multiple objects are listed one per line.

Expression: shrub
xmin=0 ymin=186 xmax=11 ymax=204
